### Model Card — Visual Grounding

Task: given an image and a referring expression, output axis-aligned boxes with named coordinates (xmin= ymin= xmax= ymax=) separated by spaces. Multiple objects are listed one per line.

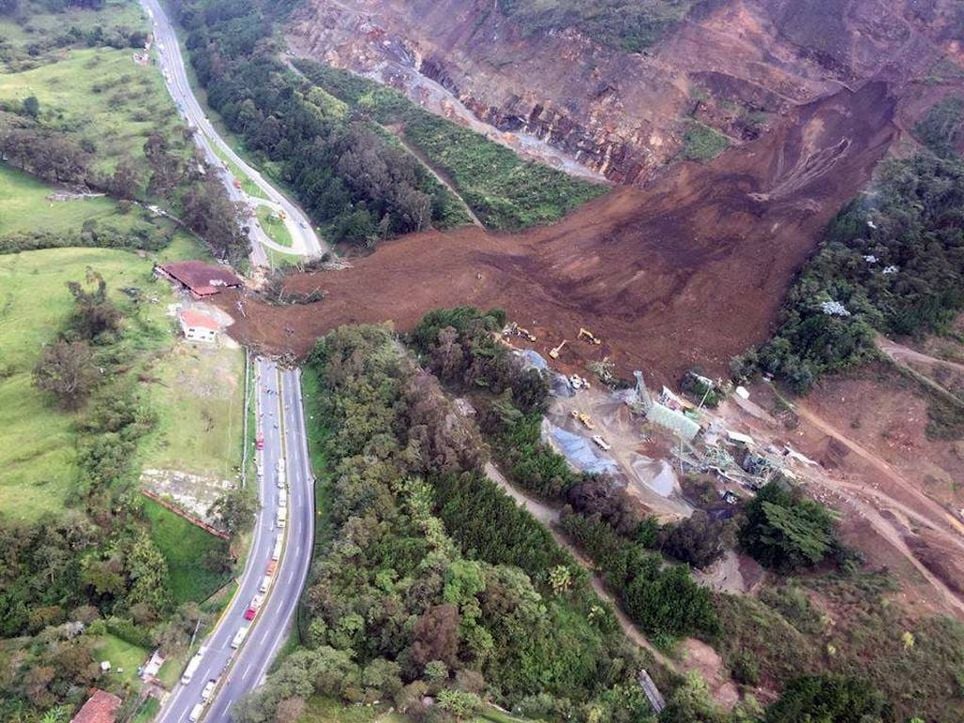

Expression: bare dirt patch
xmin=215 ymin=80 xmax=897 ymax=387
xmin=717 ymin=370 xmax=964 ymax=616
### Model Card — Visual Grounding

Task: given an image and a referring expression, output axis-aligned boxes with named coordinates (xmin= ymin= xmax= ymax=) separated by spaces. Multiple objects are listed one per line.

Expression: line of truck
xmin=179 ymin=436 xmax=292 ymax=720
xmin=179 ymin=647 xmax=218 ymax=722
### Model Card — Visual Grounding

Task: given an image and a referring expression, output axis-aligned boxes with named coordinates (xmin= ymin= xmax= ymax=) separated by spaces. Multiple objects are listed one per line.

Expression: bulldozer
xmin=548 ymin=340 xmax=567 ymax=359
xmin=578 ymin=327 xmax=602 ymax=345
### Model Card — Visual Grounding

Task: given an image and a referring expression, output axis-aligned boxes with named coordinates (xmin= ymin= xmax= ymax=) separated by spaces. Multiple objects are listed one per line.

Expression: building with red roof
xmin=71 ymin=689 xmax=122 ymax=723
xmin=155 ymin=261 xmax=242 ymax=299
xmin=178 ymin=308 xmax=221 ymax=343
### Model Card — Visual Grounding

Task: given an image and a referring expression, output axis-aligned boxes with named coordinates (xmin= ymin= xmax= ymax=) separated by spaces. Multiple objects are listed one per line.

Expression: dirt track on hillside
xmin=217 ymin=82 xmax=897 ymax=384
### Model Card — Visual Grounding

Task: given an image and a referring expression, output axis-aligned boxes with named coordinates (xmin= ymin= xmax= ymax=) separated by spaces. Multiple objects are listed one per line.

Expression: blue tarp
xmin=544 ymin=422 xmax=618 ymax=475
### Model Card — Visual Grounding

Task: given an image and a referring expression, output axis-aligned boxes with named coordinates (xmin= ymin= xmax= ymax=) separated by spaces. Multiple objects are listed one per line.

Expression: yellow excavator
xmin=578 ymin=327 xmax=602 ymax=345
xmin=549 ymin=340 xmax=567 ymax=359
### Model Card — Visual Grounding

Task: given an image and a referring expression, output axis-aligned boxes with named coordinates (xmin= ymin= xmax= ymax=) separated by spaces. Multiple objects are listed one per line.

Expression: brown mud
xmin=217 ymin=81 xmax=897 ymax=384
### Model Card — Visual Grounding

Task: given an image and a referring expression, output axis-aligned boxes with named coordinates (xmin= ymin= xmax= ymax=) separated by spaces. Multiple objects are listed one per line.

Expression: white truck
xmin=276 ymin=458 xmax=286 ymax=489
xmin=231 ymin=626 xmax=249 ymax=649
xmin=276 ymin=506 xmax=287 ymax=529
xmin=259 ymin=575 xmax=272 ymax=594
xmin=278 ymin=487 xmax=288 ymax=509
xmin=180 ymin=646 xmax=207 ymax=685
xmin=201 ymin=679 xmax=217 ymax=702
xmin=591 ymin=435 xmax=612 ymax=451
xmin=272 ymin=535 xmax=283 ymax=561
xmin=189 ymin=702 xmax=205 ymax=722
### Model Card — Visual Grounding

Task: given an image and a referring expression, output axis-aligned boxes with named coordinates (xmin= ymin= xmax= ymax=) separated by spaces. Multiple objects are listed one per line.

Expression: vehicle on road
xmin=230 ymin=626 xmax=249 ymax=649
xmin=591 ymin=435 xmax=612 ymax=451
xmin=201 ymin=679 xmax=217 ymax=702
xmin=276 ymin=458 xmax=286 ymax=488
xmin=272 ymin=535 xmax=283 ymax=561
xmin=181 ymin=647 xmax=206 ymax=685
xmin=189 ymin=702 xmax=205 ymax=722
xmin=244 ymin=606 xmax=257 ymax=621
xmin=276 ymin=507 xmax=287 ymax=529
xmin=259 ymin=575 xmax=271 ymax=594
xmin=255 ymin=436 xmax=264 ymax=450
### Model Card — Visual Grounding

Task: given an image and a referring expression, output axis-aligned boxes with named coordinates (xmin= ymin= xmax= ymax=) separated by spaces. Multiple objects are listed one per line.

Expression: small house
xmin=71 ymin=689 xmax=122 ymax=723
xmin=178 ymin=309 xmax=220 ymax=343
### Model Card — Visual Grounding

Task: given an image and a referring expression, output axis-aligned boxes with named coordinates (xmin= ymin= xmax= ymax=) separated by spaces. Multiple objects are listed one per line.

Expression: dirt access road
xmin=483 ymin=462 xmax=740 ymax=707
xmin=720 ymin=382 xmax=964 ymax=616
xmin=215 ymin=80 xmax=897 ymax=386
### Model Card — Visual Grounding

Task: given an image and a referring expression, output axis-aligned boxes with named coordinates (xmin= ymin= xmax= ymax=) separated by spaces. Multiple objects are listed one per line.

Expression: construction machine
xmin=578 ymin=327 xmax=602 ymax=345
xmin=502 ymin=322 xmax=537 ymax=342
xmin=570 ymin=410 xmax=596 ymax=429
xmin=548 ymin=340 xmax=567 ymax=359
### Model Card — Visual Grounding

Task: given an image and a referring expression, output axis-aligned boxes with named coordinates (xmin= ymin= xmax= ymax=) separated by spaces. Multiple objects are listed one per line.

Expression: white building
xmin=178 ymin=308 xmax=219 ymax=343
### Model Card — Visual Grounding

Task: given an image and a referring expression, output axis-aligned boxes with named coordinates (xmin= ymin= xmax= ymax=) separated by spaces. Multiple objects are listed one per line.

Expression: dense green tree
xmin=756 ymin=153 xmax=964 ymax=391
xmin=765 ymin=674 xmax=888 ymax=723
xmin=22 ymin=95 xmax=40 ymax=118
xmin=210 ymin=489 xmax=258 ymax=536
xmin=740 ymin=480 xmax=838 ymax=571
xmin=33 ymin=340 xmax=98 ymax=410
xmin=125 ymin=533 xmax=172 ymax=614
xmin=659 ymin=510 xmax=731 ymax=569
xmin=66 ymin=267 xmax=121 ymax=341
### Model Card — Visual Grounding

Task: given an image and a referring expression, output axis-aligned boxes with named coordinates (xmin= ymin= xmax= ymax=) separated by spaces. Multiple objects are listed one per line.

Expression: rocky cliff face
xmin=285 ymin=0 xmax=964 ymax=184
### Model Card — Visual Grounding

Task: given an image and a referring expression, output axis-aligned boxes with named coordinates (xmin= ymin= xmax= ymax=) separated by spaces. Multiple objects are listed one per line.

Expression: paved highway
xmin=140 ymin=0 xmax=325 ymax=266
xmin=156 ymin=359 xmax=315 ymax=723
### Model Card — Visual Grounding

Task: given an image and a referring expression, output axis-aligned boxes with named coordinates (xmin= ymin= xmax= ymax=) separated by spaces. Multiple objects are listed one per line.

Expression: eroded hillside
xmin=287 ymin=0 xmax=964 ymax=183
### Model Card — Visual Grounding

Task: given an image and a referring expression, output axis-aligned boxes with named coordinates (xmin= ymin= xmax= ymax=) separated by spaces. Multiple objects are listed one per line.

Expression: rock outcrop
xmin=285 ymin=0 xmax=964 ymax=184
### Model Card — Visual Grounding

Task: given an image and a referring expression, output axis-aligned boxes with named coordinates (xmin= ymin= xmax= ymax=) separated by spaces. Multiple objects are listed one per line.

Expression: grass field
xmin=142 ymin=342 xmax=245 ymax=480
xmin=211 ymin=145 xmax=269 ymax=201
xmin=143 ymin=498 xmax=231 ymax=604
xmin=95 ymin=633 xmax=149 ymax=686
xmin=0 ymin=45 xmax=188 ymax=177
xmin=0 ymin=247 xmax=180 ymax=521
xmin=0 ymin=0 xmax=145 ymax=69
xmin=0 ymin=163 xmax=144 ymax=236
xmin=680 ymin=119 xmax=730 ymax=161
xmin=256 ymin=205 xmax=293 ymax=247
xmin=131 ymin=697 xmax=160 ymax=723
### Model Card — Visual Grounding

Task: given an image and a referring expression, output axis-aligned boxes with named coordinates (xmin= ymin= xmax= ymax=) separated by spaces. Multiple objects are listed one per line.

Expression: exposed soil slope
xmin=287 ymin=0 xmax=964 ymax=183
xmin=217 ymin=80 xmax=896 ymax=383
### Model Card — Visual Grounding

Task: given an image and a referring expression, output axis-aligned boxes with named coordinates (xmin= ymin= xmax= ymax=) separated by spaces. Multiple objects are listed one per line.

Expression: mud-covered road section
xmin=216 ymin=81 xmax=896 ymax=384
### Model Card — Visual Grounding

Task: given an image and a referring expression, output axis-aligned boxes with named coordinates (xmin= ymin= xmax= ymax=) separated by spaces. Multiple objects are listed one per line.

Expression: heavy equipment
xmin=548 ymin=340 xmax=567 ymax=359
xmin=578 ymin=327 xmax=601 ymax=345
xmin=570 ymin=410 xmax=596 ymax=429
